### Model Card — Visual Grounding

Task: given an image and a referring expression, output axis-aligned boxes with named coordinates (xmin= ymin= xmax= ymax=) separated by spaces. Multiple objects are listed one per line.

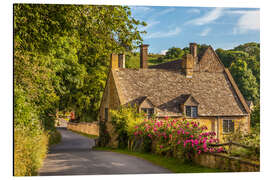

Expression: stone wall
xmin=67 ymin=122 xmax=99 ymax=136
xmin=98 ymin=70 xmax=122 ymax=147
xmin=192 ymin=152 xmax=259 ymax=172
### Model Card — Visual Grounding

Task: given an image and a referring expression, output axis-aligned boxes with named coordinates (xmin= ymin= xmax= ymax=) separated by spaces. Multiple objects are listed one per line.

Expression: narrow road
xmin=39 ymin=128 xmax=171 ymax=175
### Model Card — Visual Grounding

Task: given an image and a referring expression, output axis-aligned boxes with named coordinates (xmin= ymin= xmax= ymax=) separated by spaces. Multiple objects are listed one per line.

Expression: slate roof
xmin=112 ymin=66 xmax=248 ymax=117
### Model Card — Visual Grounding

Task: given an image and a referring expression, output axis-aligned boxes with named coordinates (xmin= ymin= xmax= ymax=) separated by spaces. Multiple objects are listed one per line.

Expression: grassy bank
xmin=93 ymin=147 xmax=224 ymax=173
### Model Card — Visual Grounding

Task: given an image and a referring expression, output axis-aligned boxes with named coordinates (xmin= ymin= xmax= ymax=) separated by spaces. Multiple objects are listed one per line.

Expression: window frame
xmin=185 ymin=106 xmax=198 ymax=118
xmin=223 ymin=119 xmax=234 ymax=133
xmin=141 ymin=108 xmax=154 ymax=119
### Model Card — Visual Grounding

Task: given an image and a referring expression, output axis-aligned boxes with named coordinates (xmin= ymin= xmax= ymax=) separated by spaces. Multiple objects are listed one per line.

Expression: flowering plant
xmin=133 ymin=117 xmax=224 ymax=160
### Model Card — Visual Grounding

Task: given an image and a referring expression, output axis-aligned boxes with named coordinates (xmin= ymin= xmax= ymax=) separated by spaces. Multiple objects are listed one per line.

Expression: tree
xmin=14 ymin=4 xmax=146 ymax=123
xmin=165 ymin=47 xmax=184 ymax=59
xmin=229 ymin=59 xmax=259 ymax=103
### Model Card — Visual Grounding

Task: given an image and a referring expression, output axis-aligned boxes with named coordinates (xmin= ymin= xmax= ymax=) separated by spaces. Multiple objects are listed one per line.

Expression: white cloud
xmin=160 ymin=49 xmax=168 ymax=55
xmin=186 ymin=8 xmax=224 ymax=26
xmin=130 ymin=6 xmax=152 ymax=17
xmin=144 ymin=27 xmax=181 ymax=39
xmin=232 ymin=10 xmax=260 ymax=34
xmin=187 ymin=8 xmax=200 ymax=14
xmin=157 ymin=8 xmax=175 ymax=16
xmin=200 ymin=28 xmax=211 ymax=36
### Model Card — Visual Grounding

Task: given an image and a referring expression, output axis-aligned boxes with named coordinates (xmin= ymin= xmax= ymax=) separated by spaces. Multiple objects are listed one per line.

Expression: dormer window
xmin=141 ymin=108 xmax=154 ymax=119
xmin=186 ymin=106 xmax=198 ymax=117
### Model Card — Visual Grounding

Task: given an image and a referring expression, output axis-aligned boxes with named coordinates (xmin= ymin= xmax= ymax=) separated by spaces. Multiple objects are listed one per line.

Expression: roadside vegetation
xmin=14 ymin=4 xmax=145 ymax=176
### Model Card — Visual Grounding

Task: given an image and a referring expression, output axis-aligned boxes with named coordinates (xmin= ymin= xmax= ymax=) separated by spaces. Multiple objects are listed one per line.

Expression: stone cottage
xmin=99 ymin=43 xmax=251 ymax=147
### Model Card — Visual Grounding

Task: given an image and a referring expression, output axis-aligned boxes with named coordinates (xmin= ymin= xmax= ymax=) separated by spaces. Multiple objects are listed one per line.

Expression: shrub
xmin=133 ymin=117 xmax=224 ymax=161
xmin=48 ymin=129 xmax=62 ymax=146
xmin=14 ymin=127 xmax=48 ymax=176
xmin=110 ymin=105 xmax=144 ymax=148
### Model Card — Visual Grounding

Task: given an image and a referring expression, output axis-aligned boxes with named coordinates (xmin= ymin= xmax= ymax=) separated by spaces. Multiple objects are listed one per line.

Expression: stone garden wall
xmin=192 ymin=152 xmax=259 ymax=172
xmin=67 ymin=122 xmax=99 ymax=136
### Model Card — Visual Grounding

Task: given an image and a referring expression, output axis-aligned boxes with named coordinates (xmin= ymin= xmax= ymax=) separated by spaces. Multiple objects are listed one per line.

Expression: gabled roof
xmin=182 ymin=94 xmax=199 ymax=106
xmin=108 ymin=46 xmax=249 ymax=117
xmin=112 ymin=68 xmax=248 ymax=117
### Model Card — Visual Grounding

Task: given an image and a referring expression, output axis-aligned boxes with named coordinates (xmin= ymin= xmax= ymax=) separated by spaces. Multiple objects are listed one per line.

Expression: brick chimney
xmin=190 ymin=42 xmax=199 ymax=71
xmin=140 ymin=44 xmax=149 ymax=69
xmin=110 ymin=53 xmax=119 ymax=69
xmin=190 ymin=42 xmax=197 ymax=58
xmin=118 ymin=54 xmax=125 ymax=68
xmin=182 ymin=54 xmax=194 ymax=78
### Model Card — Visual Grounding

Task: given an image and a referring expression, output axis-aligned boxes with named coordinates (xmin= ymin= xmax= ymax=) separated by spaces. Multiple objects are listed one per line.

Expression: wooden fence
xmin=193 ymin=141 xmax=260 ymax=172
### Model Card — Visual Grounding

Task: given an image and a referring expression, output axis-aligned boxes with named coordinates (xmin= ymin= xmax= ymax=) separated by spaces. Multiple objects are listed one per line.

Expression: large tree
xmin=229 ymin=59 xmax=259 ymax=103
xmin=14 ymin=4 xmax=146 ymax=125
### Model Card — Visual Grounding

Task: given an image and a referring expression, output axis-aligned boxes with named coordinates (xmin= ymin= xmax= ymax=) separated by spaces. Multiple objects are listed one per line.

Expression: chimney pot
xmin=140 ymin=44 xmax=149 ymax=69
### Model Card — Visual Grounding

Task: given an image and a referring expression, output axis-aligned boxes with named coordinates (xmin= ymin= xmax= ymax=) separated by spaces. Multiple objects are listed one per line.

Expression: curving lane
xmin=39 ymin=128 xmax=171 ymax=175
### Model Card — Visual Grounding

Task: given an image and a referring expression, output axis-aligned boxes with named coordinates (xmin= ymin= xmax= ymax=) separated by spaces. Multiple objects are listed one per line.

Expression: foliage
xmin=223 ymin=122 xmax=260 ymax=161
xmin=229 ymin=59 xmax=259 ymax=102
xmin=132 ymin=117 xmax=224 ymax=162
xmin=165 ymin=47 xmax=184 ymax=59
xmin=48 ymin=130 xmax=62 ymax=146
xmin=14 ymin=4 xmax=146 ymax=122
xmin=110 ymin=106 xmax=144 ymax=148
xmin=251 ymin=104 xmax=260 ymax=127
xmin=14 ymin=128 xmax=48 ymax=176
xmin=14 ymin=4 xmax=145 ymax=175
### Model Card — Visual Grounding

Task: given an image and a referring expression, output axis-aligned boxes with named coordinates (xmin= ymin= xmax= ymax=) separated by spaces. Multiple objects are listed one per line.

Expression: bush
xmin=48 ymin=130 xmax=62 ymax=146
xmin=110 ymin=105 xmax=144 ymax=148
xmin=14 ymin=127 xmax=48 ymax=176
xmin=14 ymin=86 xmax=49 ymax=176
xmin=132 ymin=117 xmax=224 ymax=161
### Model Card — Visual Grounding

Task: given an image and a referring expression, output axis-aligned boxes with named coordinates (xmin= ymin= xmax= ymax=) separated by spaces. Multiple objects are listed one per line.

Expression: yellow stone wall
xmin=99 ymin=70 xmax=121 ymax=148
xmin=67 ymin=122 xmax=99 ymax=136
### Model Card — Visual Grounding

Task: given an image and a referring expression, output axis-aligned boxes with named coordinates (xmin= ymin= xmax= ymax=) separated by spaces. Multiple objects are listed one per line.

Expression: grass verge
xmin=48 ymin=129 xmax=62 ymax=146
xmin=93 ymin=147 xmax=225 ymax=173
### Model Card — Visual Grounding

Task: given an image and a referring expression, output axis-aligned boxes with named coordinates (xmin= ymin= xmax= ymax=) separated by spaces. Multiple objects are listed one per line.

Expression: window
xmin=223 ymin=120 xmax=234 ymax=133
xmin=141 ymin=108 xmax=154 ymax=119
xmin=105 ymin=108 xmax=108 ymax=121
xmin=186 ymin=106 xmax=198 ymax=117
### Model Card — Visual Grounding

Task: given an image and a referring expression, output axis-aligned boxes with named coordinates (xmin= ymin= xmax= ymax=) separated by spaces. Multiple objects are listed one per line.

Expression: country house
xmin=99 ymin=43 xmax=251 ymax=147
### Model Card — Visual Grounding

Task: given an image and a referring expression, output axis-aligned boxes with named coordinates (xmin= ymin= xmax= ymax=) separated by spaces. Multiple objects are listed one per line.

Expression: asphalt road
xmin=39 ymin=128 xmax=171 ymax=176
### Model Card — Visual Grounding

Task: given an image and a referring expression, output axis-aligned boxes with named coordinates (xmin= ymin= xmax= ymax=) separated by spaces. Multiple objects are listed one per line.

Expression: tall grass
xmin=14 ymin=127 xmax=48 ymax=176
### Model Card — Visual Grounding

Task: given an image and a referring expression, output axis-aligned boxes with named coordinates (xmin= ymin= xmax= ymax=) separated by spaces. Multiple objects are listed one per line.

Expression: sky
xmin=130 ymin=6 xmax=260 ymax=54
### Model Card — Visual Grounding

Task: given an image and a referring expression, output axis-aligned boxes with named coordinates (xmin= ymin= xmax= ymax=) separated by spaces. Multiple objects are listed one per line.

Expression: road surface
xmin=39 ymin=128 xmax=171 ymax=175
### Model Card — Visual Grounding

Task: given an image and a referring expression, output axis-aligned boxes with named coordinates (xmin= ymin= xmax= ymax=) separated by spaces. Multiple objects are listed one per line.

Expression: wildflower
xmin=160 ymin=145 xmax=163 ymax=149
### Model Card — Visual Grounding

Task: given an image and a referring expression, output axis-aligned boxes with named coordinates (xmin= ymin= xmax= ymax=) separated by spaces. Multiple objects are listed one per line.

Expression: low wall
xmin=67 ymin=122 xmax=99 ymax=136
xmin=192 ymin=152 xmax=259 ymax=172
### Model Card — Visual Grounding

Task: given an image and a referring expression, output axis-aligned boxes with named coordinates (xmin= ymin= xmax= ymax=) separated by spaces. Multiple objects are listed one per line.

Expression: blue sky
xmin=130 ymin=6 xmax=260 ymax=54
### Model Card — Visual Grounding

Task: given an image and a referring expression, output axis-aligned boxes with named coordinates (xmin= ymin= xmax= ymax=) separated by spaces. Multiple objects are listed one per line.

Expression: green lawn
xmin=93 ymin=147 xmax=225 ymax=173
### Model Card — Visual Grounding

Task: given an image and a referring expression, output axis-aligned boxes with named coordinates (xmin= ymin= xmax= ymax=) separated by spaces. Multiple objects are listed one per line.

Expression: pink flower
xmin=177 ymin=140 xmax=181 ymax=144
xmin=185 ymin=131 xmax=189 ymax=135
xmin=160 ymin=145 xmax=163 ymax=149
